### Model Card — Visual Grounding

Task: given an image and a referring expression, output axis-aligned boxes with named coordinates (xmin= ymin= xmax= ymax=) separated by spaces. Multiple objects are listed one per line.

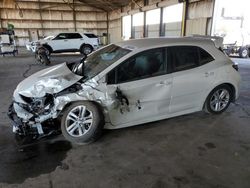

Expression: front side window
xmin=108 ymin=48 xmax=166 ymax=84
xmin=54 ymin=33 xmax=67 ymax=40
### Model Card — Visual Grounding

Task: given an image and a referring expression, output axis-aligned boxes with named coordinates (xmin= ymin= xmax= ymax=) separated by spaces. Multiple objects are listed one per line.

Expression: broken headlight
xmin=19 ymin=94 xmax=54 ymax=115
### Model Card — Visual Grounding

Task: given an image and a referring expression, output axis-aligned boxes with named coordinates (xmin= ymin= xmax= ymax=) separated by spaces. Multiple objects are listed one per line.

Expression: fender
xmin=200 ymin=81 xmax=238 ymax=110
xmin=42 ymin=44 xmax=53 ymax=52
xmin=80 ymin=43 xmax=93 ymax=50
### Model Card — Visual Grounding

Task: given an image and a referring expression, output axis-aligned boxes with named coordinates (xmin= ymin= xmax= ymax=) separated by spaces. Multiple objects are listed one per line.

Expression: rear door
xmin=106 ymin=47 xmax=173 ymax=126
xmin=168 ymin=46 xmax=215 ymax=113
xmin=66 ymin=33 xmax=83 ymax=50
xmin=83 ymin=33 xmax=99 ymax=47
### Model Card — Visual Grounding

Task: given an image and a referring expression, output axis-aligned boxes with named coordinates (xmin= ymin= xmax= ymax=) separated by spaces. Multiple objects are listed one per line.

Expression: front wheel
xmin=204 ymin=85 xmax=233 ymax=114
xmin=61 ymin=101 xmax=104 ymax=144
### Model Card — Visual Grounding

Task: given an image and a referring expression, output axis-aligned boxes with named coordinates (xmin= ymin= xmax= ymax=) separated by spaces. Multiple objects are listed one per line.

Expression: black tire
xmin=239 ymin=47 xmax=249 ymax=58
xmin=204 ymin=85 xmax=233 ymax=114
xmin=42 ymin=45 xmax=51 ymax=56
xmin=36 ymin=48 xmax=50 ymax=65
xmin=80 ymin=44 xmax=93 ymax=55
xmin=223 ymin=49 xmax=231 ymax=56
xmin=61 ymin=101 xmax=104 ymax=144
xmin=40 ymin=53 xmax=51 ymax=65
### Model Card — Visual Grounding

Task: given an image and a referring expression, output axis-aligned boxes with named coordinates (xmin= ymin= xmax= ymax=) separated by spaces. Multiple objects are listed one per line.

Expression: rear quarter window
xmin=168 ymin=46 xmax=215 ymax=73
xmin=199 ymin=48 xmax=214 ymax=65
xmin=168 ymin=46 xmax=199 ymax=72
xmin=84 ymin=33 xmax=98 ymax=38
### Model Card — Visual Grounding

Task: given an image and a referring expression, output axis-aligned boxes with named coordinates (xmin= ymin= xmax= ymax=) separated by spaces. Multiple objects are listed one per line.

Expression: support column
xmin=182 ymin=1 xmax=188 ymax=36
xmin=143 ymin=0 xmax=148 ymax=38
xmin=38 ymin=0 xmax=44 ymax=37
xmin=107 ymin=12 xmax=109 ymax=43
xmin=130 ymin=15 xmax=134 ymax=39
xmin=73 ymin=0 xmax=77 ymax=31
xmin=143 ymin=11 xmax=147 ymax=38
xmin=131 ymin=15 xmax=134 ymax=39
xmin=0 ymin=6 xmax=3 ymax=29
xmin=159 ymin=7 xmax=164 ymax=36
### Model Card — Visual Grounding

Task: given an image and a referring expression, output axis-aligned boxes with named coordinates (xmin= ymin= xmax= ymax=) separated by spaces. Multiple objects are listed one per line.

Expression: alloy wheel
xmin=209 ymin=89 xmax=230 ymax=112
xmin=65 ymin=105 xmax=93 ymax=137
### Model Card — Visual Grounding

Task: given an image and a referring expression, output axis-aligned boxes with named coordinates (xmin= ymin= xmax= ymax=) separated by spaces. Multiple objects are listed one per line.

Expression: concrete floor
xmin=0 ymin=49 xmax=249 ymax=188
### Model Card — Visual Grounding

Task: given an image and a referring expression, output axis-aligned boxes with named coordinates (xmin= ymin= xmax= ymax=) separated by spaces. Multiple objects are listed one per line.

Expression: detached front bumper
xmin=8 ymin=102 xmax=42 ymax=136
xmin=8 ymin=103 xmax=26 ymax=135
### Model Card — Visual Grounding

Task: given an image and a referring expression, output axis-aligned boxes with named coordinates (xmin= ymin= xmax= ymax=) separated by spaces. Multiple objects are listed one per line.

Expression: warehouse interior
xmin=0 ymin=0 xmax=215 ymax=45
xmin=0 ymin=0 xmax=250 ymax=187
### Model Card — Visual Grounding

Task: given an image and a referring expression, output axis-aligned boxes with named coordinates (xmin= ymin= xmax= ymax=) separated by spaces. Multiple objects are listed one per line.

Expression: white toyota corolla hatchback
xmin=8 ymin=37 xmax=241 ymax=144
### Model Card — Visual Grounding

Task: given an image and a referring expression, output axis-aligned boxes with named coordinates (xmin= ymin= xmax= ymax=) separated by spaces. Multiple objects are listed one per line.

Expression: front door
xmin=106 ymin=47 xmax=173 ymax=127
xmin=49 ymin=33 xmax=70 ymax=51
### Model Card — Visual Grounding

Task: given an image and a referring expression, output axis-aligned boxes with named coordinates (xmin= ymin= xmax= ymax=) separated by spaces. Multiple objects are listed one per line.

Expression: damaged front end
xmin=8 ymin=63 xmax=83 ymax=144
xmin=8 ymin=94 xmax=60 ymax=143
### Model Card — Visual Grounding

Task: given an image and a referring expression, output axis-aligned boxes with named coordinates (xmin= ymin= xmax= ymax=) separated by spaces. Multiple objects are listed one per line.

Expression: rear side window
xmin=168 ymin=46 xmax=214 ymax=72
xmin=84 ymin=33 xmax=98 ymax=38
xmin=168 ymin=46 xmax=199 ymax=72
xmin=199 ymin=48 xmax=214 ymax=65
xmin=67 ymin=33 xmax=82 ymax=39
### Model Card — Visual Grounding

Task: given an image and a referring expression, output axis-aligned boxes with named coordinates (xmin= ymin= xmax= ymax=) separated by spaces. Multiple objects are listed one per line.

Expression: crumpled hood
xmin=15 ymin=63 xmax=83 ymax=98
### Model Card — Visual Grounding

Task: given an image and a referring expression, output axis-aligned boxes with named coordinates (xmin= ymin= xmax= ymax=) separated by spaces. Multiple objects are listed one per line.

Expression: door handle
xmin=205 ymin=72 xmax=214 ymax=77
xmin=156 ymin=81 xmax=172 ymax=86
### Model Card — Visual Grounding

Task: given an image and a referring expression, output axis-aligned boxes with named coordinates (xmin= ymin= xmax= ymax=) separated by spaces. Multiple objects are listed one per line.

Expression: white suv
xmin=37 ymin=32 xmax=99 ymax=55
xmin=8 ymin=37 xmax=241 ymax=144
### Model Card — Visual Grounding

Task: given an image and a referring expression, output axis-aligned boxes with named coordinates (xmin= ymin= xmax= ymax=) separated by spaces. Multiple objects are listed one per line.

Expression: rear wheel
xmin=204 ymin=85 xmax=233 ymax=114
xmin=80 ymin=45 xmax=93 ymax=55
xmin=61 ymin=101 xmax=104 ymax=144
xmin=239 ymin=47 xmax=249 ymax=58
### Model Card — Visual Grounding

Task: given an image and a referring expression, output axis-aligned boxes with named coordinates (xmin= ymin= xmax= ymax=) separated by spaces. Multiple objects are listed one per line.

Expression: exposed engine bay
xmin=8 ymin=81 xmax=84 ymax=143
xmin=8 ymin=60 xmax=130 ymax=144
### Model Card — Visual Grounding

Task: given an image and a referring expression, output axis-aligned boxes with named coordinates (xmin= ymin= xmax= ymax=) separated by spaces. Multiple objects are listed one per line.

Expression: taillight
xmin=232 ymin=64 xmax=239 ymax=71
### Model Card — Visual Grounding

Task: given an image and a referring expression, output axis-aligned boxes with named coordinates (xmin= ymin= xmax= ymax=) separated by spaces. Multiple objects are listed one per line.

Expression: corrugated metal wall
xmin=0 ymin=0 xmax=107 ymax=46
xmin=185 ymin=0 xmax=214 ymax=36
xmin=108 ymin=0 xmax=215 ymax=43
xmin=0 ymin=0 xmax=215 ymax=45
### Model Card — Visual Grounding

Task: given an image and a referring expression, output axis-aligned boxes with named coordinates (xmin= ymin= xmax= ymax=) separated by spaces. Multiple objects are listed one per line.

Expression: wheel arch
xmin=80 ymin=43 xmax=93 ymax=51
xmin=58 ymin=100 xmax=104 ymax=119
xmin=42 ymin=44 xmax=53 ymax=52
xmin=202 ymin=82 xmax=236 ymax=110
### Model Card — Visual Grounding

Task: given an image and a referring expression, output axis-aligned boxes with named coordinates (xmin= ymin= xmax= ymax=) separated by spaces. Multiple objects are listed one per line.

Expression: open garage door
xmin=146 ymin=8 xmax=161 ymax=37
xmin=163 ymin=3 xmax=183 ymax=37
xmin=122 ymin=15 xmax=132 ymax=40
xmin=212 ymin=0 xmax=250 ymax=57
xmin=132 ymin=12 xmax=144 ymax=39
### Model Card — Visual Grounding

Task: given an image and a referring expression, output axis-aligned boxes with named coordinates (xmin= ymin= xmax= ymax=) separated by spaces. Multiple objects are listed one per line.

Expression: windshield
xmin=44 ymin=36 xmax=54 ymax=40
xmin=84 ymin=33 xmax=98 ymax=38
xmin=70 ymin=44 xmax=131 ymax=79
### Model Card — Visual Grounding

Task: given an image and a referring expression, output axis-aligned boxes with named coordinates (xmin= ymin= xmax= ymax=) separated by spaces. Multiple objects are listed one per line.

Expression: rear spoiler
xmin=191 ymin=35 xmax=224 ymax=49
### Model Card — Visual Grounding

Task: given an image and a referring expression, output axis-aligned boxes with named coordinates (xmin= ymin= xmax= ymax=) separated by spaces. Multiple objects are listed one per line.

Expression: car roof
xmin=116 ymin=37 xmax=216 ymax=50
